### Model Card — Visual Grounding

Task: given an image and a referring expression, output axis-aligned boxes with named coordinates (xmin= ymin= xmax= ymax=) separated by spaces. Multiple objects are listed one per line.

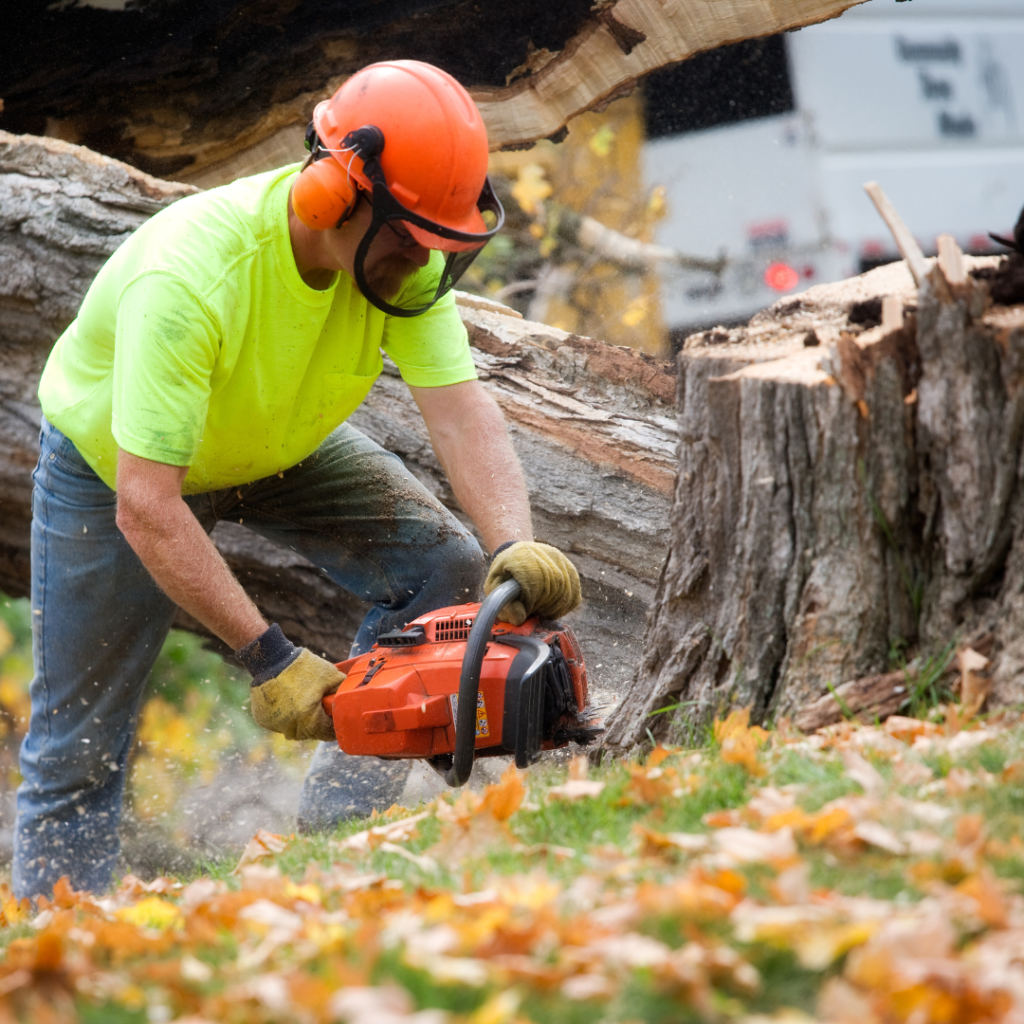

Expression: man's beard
xmin=363 ymin=252 xmax=418 ymax=302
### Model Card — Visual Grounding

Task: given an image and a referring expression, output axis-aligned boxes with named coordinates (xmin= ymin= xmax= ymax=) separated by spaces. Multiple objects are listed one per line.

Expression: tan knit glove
xmin=484 ymin=541 xmax=582 ymax=626
xmin=237 ymin=625 xmax=342 ymax=742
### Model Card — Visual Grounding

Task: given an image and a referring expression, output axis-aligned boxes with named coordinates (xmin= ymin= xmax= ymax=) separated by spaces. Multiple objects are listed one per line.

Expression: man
xmin=14 ymin=60 xmax=580 ymax=899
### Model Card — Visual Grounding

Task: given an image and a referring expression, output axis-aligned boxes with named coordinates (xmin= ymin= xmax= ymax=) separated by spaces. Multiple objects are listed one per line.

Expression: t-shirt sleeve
xmin=380 ymin=253 xmax=478 ymax=388
xmin=112 ymin=272 xmax=221 ymax=466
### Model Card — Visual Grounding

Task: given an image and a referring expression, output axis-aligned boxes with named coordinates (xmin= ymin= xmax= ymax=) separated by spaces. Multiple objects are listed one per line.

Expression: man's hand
xmin=485 ymin=541 xmax=581 ymax=625
xmin=236 ymin=624 xmax=342 ymax=742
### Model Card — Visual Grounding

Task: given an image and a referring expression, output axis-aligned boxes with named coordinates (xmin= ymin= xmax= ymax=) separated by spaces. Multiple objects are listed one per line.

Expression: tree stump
xmin=604 ymin=250 xmax=1024 ymax=753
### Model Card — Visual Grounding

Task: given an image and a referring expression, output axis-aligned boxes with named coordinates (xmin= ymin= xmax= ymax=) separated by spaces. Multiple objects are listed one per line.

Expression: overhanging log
xmin=473 ymin=0 xmax=866 ymax=151
xmin=0 ymin=131 xmax=674 ymax=705
xmin=0 ymin=0 xmax=866 ymax=184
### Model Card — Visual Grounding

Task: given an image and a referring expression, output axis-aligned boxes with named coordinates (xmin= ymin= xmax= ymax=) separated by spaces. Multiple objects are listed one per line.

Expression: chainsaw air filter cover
xmin=322 ymin=601 xmax=594 ymax=770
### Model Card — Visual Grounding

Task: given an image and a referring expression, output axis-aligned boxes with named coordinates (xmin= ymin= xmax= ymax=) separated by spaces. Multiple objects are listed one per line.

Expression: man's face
xmin=347 ymin=195 xmax=432 ymax=302
xmin=364 ymin=222 xmax=431 ymax=301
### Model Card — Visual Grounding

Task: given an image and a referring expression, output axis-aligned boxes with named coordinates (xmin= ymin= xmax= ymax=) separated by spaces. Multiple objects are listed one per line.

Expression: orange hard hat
xmin=292 ymin=60 xmax=504 ymax=315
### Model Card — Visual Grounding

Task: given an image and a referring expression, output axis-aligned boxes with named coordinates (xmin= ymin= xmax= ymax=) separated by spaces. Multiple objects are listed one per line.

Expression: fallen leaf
xmin=713 ymin=827 xmax=798 ymax=865
xmin=852 ymin=821 xmax=906 ymax=855
xmin=547 ymin=779 xmax=606 ymax=802
xmin=633 ymin=825 xmax=711 ymax=857
xmin=884 ymin=716 xmax=937 ymax=744
xmin=817 ymin=976 xmax=880 ymax=1024
xmin=334 ymin=811 xmax=432 ymax=854
xmin=715 ymin=707 xmax=768 ymax=777
xmin=115 ymin=897 xmax=184 ymax=932
xmin=646 ymin=745 xmax=675 ymax=769
xmin=378 ymin=842 xmax=438 ymax=872
xmin=233 ymin=829 xmax=290 ymax=874
xmin=842 ymin=750 xmax=886 ymax=798
xmin=482 ymin=764 xmax=526 ymax=821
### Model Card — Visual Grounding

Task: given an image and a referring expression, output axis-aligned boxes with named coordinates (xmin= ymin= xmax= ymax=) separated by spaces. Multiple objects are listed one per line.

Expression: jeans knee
xmin=435 ymin=529 xmax=486 ymax=597
xmin=20 ymin=738 xmax=124 ymax=807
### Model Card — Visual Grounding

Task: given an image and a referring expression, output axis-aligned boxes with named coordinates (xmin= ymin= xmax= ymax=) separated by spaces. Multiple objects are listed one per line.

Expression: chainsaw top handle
xmin=445 ymin=578 xmax=521 ymax=788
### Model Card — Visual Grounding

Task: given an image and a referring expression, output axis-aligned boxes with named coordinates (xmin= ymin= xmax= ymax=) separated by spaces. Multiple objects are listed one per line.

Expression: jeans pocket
xmin=42 ymin=423 xmax=100 ymax=481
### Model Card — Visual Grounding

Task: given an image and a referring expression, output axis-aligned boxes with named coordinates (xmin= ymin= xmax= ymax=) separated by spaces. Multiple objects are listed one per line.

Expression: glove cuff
xmin=235 ymin=623 xmax=301 ymax=686
xmin=490 ymin=539 xmax=520 ymax=561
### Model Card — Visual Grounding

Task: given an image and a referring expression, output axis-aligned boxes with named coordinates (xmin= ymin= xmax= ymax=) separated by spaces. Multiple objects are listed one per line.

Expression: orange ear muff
xmin=292 ymin=158 xmax=357 ymax=230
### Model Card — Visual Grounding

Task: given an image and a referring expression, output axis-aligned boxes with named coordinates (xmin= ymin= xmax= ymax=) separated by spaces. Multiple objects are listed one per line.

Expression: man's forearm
xmin=116 ymin=453 xmax=267 ymax=649
xmin=446 ymin=439 xmax=533 ymax=554
xmin=416 ymin=383 xmax=533 ymax=553
xmin=121 ymin=501 xmax=267 ymax=649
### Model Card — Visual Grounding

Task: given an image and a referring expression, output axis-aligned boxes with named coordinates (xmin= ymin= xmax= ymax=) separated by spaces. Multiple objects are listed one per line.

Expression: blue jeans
xmin=14 ymin=419 xmax=484 ymax=898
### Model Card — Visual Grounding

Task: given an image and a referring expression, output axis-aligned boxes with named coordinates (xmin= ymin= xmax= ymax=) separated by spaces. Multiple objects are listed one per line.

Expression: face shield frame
xmin=353 ymin=176 xmax=504 ymax=317
xmin=323 ymin=124 xmax=505 ymax=317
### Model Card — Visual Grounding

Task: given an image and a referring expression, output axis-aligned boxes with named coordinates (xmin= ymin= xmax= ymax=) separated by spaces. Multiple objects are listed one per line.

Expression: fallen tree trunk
xmin=604 ymin=247 xmax=1024 ymax=753
xmin=0 ymin=131 xmax=674 ymax=704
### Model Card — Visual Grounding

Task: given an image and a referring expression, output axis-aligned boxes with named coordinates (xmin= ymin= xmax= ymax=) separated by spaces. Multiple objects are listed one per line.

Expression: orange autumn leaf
xmin=955 ymin=870 xmax=1009 ymax=929
xmin=0 ymin=884 xmax=31 ymax=927
xmin=34 ymin=931 xmax=64 ymax=973
xmin=627 ymin=763 xmax=679 ymax=804
xmin=883 ymin=715 xmax=937 ymax=744
xmin=232 ymin=828 xmax=290 ymax=874
xmin=482 ymin=764 xmax=526 ymax=821
xmin=714 ymin=708 xmax=768 ymax=777
xmin=805 ymin=805 xmax=855 ymax=846
xmin=430 ymin=770 xmax=522 ymax=861
xmin=646 ymin=745 xmax=675 ymax=769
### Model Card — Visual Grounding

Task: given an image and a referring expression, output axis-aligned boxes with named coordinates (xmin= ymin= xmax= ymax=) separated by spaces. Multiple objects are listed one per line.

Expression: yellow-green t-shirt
xmin=37 ymin=164 xmax=477 ymax=493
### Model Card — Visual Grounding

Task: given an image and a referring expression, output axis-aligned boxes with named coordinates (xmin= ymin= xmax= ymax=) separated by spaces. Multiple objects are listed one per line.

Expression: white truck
xmin=645 ymin=0 xmax=1024 ymax=333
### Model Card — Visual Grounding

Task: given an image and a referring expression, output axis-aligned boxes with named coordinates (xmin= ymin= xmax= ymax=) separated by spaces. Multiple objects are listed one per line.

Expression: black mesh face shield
xmin=331 ymin=125 xmax=505 ymax=317
xmin=353 ymin=177 xmax=504 ymax=317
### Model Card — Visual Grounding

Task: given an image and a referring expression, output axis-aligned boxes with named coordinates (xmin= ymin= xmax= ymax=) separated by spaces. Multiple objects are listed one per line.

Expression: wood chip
xmin=863 ymin=181 xmax=928 ymax=286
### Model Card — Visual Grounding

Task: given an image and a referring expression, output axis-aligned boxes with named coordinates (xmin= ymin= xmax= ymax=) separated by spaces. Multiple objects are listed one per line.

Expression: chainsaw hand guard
xmin=446 ymin=579 xmax=530 ymax=786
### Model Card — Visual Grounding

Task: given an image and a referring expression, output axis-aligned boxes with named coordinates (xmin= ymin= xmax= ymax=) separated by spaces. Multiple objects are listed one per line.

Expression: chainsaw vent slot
xmin=432 ymin=617 xmax=474 ymax=642
xmin=376 ymin=625 xmax=427 ymax=648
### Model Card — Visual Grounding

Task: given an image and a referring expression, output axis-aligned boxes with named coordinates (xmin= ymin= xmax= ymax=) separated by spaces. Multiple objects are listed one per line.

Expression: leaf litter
xmin=7 ymin=705 xmax=1024 ymax=1021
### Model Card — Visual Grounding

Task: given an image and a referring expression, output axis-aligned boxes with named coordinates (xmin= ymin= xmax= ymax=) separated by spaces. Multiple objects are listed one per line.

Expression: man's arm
xmin=115 ymin=450 xmax=268 ymax=649
xmin=409 ymin=379 xmax=532 ymax=553
xmin=410 ymin=378 xmax=581 ymax=625
xmin=116 ymin=449 xmax=339 ymax=741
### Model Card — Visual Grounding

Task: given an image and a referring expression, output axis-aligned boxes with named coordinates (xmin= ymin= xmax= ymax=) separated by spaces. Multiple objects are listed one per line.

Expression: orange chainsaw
xmin=322 ymin=579 xmax=602 ymax=787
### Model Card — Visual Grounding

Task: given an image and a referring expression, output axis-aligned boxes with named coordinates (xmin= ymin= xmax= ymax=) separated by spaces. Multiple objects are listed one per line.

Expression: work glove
xmin=235 ymin=623 xmax=342 ymax=742
xmin=484 ymin=540 xmax=582 ymax=626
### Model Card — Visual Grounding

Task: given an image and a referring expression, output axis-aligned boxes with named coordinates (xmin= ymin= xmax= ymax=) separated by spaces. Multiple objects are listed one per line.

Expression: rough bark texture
xmin=604 ymin=253 xmax=1024 ymax=753
xmin=1 ymin=0 xmax=865 ymax=184
xmin=0 ymin=131 xmax=674 ymax=706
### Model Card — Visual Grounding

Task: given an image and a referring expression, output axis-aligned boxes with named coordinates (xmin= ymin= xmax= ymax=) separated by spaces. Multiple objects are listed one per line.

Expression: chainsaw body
xmin=322 ymin=580 xmax=597 ymax=785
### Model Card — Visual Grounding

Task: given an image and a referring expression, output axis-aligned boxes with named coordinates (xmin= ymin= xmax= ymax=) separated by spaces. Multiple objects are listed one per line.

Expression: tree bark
xmin=604 ymin=250 xmax=1024 ymax=753
xmin=0 ymin=130 xmax=674 ymax=706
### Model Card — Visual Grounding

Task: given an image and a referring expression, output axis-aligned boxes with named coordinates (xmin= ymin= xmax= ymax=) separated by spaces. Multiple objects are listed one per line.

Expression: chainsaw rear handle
xmin=445 ymin=578 xmax=521 ymax=788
